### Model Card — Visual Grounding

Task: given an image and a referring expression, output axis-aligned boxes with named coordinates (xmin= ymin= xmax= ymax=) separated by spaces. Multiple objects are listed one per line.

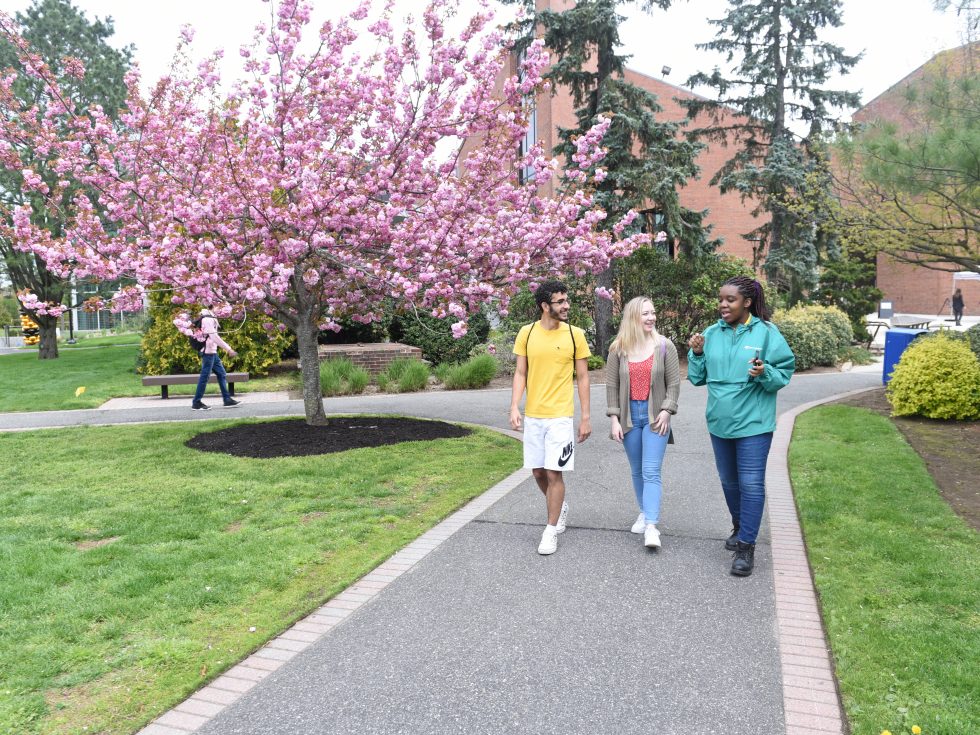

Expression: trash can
xmin=883 ymin=328 xmax=929 ymax=384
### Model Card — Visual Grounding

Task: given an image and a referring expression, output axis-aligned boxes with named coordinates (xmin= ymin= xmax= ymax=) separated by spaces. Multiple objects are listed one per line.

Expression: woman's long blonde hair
xmin=609 ymin=297 xmax=661 ymax=355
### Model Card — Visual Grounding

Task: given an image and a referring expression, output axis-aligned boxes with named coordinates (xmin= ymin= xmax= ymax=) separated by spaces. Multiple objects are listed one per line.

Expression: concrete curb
xmin=768 ymin=386 xmax=878 ymax=735
xmin=137 ymin=427 xmax=529 ymax=735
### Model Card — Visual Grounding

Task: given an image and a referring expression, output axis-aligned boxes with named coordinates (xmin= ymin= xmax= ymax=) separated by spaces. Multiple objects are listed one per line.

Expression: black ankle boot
xmin=731 ymin=541 xmax=755 ymax=577
xmin=725 ymin=522 xmax=740 ymax=551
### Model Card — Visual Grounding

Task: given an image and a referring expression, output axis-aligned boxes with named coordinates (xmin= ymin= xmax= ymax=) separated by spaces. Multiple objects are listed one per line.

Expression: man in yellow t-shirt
xmin=510 ymin=280 xmax=592 ymax=555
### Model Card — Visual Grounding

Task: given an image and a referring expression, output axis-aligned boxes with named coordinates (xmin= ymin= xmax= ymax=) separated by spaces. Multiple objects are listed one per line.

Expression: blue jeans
xmin=194 ymin=352 xmax=232 ymax=404
xmin=623 ymin=399 xmax=670 ymax=524
xmin=709 ymin=432 xmax=773 ymax=545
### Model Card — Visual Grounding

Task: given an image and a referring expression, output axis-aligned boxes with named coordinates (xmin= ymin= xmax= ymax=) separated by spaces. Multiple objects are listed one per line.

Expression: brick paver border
xmin=767 ymin=386 xmax=878 ymax=735
xmin=137 ymin=428 xmax=530 ymax=734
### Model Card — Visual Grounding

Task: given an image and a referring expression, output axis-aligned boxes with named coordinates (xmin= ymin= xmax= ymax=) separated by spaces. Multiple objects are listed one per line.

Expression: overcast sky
xmin=2 ymin=0 xmax=970 ymax=118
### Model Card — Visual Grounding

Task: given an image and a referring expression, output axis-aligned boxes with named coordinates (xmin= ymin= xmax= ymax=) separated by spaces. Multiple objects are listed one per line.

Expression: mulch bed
xmin=186 ymin=417 xmax=472 ymax=458
xmin=831 ymin=387 xmax=980 ymax=531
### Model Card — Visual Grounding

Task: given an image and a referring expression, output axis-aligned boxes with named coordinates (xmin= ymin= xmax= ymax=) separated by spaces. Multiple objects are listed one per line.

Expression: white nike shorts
xmin=523 ymin=416 xmax=575 ymax=472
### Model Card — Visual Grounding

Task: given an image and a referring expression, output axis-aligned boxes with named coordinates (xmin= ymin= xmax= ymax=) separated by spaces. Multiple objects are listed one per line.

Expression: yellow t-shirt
xmin=513 ymin=321 xmax=592 ymax=418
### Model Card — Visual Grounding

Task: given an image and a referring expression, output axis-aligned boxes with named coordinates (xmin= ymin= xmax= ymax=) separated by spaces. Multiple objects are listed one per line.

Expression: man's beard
xmin=548 ymin=306 xmax=569 ymax=322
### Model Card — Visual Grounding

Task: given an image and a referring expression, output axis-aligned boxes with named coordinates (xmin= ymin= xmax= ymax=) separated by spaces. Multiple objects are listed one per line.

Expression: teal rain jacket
xmin=687 ymin=317 xmax=796 ymax=439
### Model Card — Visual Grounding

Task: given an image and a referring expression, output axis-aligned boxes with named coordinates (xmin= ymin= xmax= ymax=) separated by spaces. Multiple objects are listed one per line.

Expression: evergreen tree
xmin=0 ymin=0 xmax=132 ymax=359
xmin=683 ymin=0 xmax=860 ymax=300
xmin=835 ymin=46 xmax=980 ymax=275
xmin=502 ymin=0 xmax=711 ymax=356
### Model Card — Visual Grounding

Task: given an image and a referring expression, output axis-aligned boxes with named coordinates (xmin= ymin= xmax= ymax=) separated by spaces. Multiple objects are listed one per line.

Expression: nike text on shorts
xmin=522 ymin=416 xmax=575 ymax=471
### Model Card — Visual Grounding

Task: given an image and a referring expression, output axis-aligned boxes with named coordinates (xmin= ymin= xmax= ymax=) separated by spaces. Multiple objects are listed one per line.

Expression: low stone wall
xmin=317 ymin=342 xmax=423 ymax=375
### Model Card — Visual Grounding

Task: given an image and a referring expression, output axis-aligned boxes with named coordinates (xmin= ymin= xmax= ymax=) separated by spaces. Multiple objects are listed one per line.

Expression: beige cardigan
xmin=605 ymin=339 xmax=681 ymax=442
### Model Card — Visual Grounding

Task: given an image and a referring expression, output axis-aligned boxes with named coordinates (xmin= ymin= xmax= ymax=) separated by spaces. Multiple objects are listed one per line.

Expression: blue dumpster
xmin=883 ymin=328 xmax=929 ymax=384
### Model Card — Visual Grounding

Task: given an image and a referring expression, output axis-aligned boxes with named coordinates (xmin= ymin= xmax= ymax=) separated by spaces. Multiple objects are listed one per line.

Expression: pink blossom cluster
xmin=17 ymin=290 xmax=66 ymax=317
xmin=0 ymin=0 xmax=649 ymax=343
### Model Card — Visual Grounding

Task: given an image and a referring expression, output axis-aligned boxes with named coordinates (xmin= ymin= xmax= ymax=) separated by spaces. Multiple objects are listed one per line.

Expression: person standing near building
xmin=510 ymin=280 xmax=592 ymax=555
xmin=192 ymin=308 xmax=241 ymax=411
xmin=952 ymin=288 xmax=965 ymax=326
xmin=605 ymin=297 xmax=680 ymax=550
xmin=687 ymin=277 xmax=795 ymax=577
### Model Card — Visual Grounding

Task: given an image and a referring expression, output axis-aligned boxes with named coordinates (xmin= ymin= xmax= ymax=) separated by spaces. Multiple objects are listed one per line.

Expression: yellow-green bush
xmin=138 ymin=289 xmax=290 ymax=376
xmin=886 ymin=333 xmax=980 ymax=420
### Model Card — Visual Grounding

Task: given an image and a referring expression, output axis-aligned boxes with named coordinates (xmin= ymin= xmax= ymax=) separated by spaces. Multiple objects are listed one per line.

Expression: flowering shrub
xmin=886 ymin=333 xmax=980 ymax=419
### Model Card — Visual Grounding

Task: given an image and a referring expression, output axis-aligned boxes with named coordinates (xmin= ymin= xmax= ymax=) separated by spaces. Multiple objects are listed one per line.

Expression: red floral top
xmin=629 ymin=353 xmax=654 ymax=401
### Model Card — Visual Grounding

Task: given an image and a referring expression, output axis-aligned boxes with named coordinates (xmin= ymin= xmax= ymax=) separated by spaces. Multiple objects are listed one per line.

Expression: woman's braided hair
xmin=723 ymin=276 xmax=771 ymax=321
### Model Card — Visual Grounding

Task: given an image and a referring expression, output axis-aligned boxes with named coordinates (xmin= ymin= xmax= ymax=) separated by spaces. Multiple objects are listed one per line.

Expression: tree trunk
xmin=37 ymin=315 xmax=59 ymax=360
xmin=295 ymin=317 xmax=328 ymax=426
xmin=594 ymin=265 xmax=614 ymax=359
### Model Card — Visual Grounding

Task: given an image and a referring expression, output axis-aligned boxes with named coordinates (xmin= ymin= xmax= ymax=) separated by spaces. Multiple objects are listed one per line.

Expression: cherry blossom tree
xmin=1 ymin=0 xmax=647 ymax=425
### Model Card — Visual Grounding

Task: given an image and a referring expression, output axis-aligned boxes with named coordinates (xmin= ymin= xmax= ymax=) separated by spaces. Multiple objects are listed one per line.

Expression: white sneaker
xmin=644 ymin=524 xmax=662 ymax=549
xmin=538 ymin=526 xmax=559 ymax=555
xmin=556 ymin=502 xmax=569 ymax=533
xmin=630 ymin=513 xmax=646 ymax=534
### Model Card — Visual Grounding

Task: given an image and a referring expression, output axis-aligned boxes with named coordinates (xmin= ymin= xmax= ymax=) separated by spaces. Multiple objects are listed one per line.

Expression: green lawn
xmin=0 ymin=346 xmax=300 ymax=412
xmin=0 ymin=418 xmax=521 ymax=734
xmin=790 ymin=406 xmax=979 ymax=735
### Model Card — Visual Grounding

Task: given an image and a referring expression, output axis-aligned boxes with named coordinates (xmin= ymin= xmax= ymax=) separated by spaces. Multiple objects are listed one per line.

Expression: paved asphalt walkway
xmin=0 ymin=368 xmax=882 ymax=735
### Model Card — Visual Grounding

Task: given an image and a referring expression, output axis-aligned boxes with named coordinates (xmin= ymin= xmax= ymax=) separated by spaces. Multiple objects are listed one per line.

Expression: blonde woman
xmin=605 ymin=297 xmax=680 ymax=548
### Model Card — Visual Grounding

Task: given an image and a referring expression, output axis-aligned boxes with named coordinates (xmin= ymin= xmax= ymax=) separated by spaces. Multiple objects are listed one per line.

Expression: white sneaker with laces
xmin=631 ymin=513 xmax=646 ymax=534
xmin=538 ymin=526 xmax=559 ymax=555
xmin=644 ymin=524 xmax=662 ymax=549
xmin=556 ymin=502 xmax=569 ymax=534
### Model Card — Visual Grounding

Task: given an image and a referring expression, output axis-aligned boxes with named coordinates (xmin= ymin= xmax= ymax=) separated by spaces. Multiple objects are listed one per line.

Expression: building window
xmin=640 ymin=209 xmax=674 ymax=258
xmin=517 ymin=50 xmax=537 ymax=185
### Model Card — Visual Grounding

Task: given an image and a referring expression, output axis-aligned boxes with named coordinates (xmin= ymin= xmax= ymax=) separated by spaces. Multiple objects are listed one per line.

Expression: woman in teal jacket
xmin=687 ymin=276 xmax=795 ymax=577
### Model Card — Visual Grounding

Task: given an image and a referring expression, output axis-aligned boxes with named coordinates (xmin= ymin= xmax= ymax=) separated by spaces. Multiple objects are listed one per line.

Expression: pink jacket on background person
xmin=200 ymin=311 xmax=234 ymax=355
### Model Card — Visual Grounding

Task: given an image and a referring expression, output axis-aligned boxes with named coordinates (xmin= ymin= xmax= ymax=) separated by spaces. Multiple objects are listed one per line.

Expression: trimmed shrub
xmin=772 ymin=307 xmax=838 ymax=371
xmin=138 ymin=288 xmax=289 ymax=375
xmin=436 ymin=354 xmax=498 ymax=390
xmin=319 ymin=358 xmax=369 ymax=396
xmin=586 ymin=354 xmax=605 ymax=370
xmin=389 ymin=310 xmax=490 ymax=365
xmin=804 ymin=304 xmax=853 ymax=349
xmin=886 ymin=333 xmax=980 ymax=420
xmin=376 ymin=357 xmax=429 ymax=393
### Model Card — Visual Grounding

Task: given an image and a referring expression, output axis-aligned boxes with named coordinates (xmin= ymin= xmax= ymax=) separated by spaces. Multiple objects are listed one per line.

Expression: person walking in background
xmin=952 ymin=288 xmax=964 ymax=326
xmin=192 ymin=308 xmax=241 ymax=411
xmin=605 ymin=297 xmax=680 ymax=550
xmin=687 ymin=277 xmax=795 ymax=577
xmin=510 ymin=280 xmax=592 ymax=555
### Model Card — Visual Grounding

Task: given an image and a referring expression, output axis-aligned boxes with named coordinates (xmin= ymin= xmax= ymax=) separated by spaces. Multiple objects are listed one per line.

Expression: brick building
xmin=461 ymin=0 xmax=764 ymax=267
xmin=851 ymin=43 xmax=980 ymax=317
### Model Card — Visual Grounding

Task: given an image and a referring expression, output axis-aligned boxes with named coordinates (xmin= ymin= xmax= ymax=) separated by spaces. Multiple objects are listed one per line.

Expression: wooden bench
xmin=141 ymin=372 xmax=249 ymax=399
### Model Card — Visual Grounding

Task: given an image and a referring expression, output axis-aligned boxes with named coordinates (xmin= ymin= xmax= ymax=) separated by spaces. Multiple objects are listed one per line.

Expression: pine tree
xmin=0 ymin=0 xmax=132 ymax=359
xmin=683 ymin=0 xmax=860 ymax=300
xmin=502 ymin=0 xmax=711 ymax=356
